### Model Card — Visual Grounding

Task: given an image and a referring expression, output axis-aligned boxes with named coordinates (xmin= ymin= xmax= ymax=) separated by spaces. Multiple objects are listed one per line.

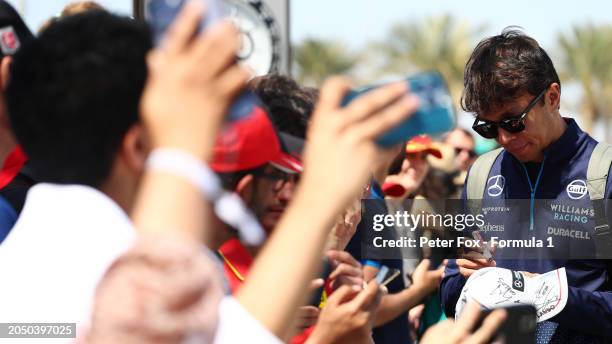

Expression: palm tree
xmin=558 ymin=24 xmax=612 ymax=139
xmin=293 ymin=38 xmax=359 ymax=87
xmin=372 ymin=14 xmax=479 ymax=107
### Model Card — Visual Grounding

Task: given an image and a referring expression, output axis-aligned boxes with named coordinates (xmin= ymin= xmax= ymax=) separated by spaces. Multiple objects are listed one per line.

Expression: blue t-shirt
xmin=346 ymin=181 xmax=411 ymax=344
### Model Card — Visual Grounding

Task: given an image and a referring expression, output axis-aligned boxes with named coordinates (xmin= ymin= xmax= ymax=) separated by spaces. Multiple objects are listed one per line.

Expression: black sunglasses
xmin=472 ymin=88 xmax=547 ymax=139
xmin=454 ymin=147 xmax=477 ymax=158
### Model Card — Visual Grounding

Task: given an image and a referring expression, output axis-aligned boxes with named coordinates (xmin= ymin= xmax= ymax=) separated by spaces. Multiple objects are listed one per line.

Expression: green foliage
xmin=373 ymin=14 xmax=479 ymax=104
xmin=558 ymin=24 xmax=612 ymax=138
xmin=293 ymin=38 xmax=359 ymax=87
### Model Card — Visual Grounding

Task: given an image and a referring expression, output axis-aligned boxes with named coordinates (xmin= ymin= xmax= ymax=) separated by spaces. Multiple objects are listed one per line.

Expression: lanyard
xmin=520 ymin=156 xmax=547 ymax=231
xmin=218 ymin=250 xmax=245 ymax=282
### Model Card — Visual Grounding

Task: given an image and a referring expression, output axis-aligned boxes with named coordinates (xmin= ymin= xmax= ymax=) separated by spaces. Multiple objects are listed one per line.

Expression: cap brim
xmin=427 ymin=148 xmax=443 ymax=159
xmin=270 ymin=152 xmax=303 ymax=174
xmin=406 ymin=147 xmax=443 ymax=159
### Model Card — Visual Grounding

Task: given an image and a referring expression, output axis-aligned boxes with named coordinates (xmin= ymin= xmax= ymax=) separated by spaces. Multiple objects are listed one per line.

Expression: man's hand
xmin=294 ymin=306 xmax=320 ymax=333
xmin=140 ymin=0 xmax=250 ymax=160
xmin=411 ymin=259 xmax=446 ymax=295
xmin=327 ymin=250 xmax=364 ymax=289
xmin=327 ymin=195 xmax=363 ymax=251
xmin=308 ymin=281 xmax=385 ymax=344
xmin=300 ymin=77 xmax=419 ymax=212
xmin=456 ymin=258 xmax=496 ymax=278
xmin=408 ymin=303 xmax=425 ymax=340
xmin=457 ymin=239 xmax=496 ymax=278
xmin=420 ymin=302 xmax=506 ymax=344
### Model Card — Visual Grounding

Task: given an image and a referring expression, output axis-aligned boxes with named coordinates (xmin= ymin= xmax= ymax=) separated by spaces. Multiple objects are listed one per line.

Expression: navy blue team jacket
xmin=441 ymin=119 xmax=612 ymax=342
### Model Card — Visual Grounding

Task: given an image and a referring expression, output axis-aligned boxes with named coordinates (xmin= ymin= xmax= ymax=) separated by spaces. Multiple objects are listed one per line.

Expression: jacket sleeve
xmin=552 ymin=285 xmax=612 ymax=337
xmin=440 ymin=260 xmax=467 ymax=318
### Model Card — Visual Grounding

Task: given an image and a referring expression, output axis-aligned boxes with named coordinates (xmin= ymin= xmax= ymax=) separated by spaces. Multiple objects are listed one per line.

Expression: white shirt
xmin=0 ymin=183 xmax=282 ymax=343
xmin=0 ymin=184 xmax=135 ymax=341
xmin=215 ymin=297 xmax=283 ymax=344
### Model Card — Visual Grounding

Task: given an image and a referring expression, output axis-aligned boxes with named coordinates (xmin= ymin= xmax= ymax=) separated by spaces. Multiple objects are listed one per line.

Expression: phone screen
xmin=375 ymin=265 xmax=401 ymax=286
xmin=146 ymin=0 xmax=226 ymax=46
xmin=144 ymin=0 xmax=257 ymax=122
xmin=342 ymin=72 xmax=456 ymax=147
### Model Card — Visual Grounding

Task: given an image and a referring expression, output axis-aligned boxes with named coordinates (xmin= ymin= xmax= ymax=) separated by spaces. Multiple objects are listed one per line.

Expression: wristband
xmin=146 ymin=148 xmax=265 ymax=245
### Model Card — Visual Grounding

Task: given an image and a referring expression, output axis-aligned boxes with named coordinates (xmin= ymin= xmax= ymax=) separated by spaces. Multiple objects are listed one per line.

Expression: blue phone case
xmin=342 ymin=72 xmax=456 ymax=147
xmin=146 ymin=0 xmax=225 ymax=46
xmin=145 ymin=0 xmax=255 ymax=122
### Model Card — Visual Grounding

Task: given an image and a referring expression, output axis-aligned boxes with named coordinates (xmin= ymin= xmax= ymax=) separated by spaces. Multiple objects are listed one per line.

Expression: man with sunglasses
xmin=440 ymin=28 xmax=612 ymax=343
xmin=444 ymin=128 xmax=477 ymax=174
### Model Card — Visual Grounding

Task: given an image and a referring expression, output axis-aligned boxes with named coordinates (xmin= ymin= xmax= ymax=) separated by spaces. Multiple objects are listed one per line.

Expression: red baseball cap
xmin=405 ymin=135 xmax=443 ymax=159
xmin=211 ymin=107 xmax=303 ymax=173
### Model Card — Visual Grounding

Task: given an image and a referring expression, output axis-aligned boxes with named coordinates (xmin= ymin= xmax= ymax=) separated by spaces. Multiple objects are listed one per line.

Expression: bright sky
xmin=8 ymin=0 xmax=611 ymax=139
xmin=11 ymin=0 xmax=612 ymax=52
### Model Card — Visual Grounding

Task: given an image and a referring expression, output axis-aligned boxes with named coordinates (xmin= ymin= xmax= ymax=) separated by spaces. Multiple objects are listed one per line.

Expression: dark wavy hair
xmin=248 ymin=74 xmax=317 ymax=139
xmin=461 ymin=27 xmax=560 ymax=116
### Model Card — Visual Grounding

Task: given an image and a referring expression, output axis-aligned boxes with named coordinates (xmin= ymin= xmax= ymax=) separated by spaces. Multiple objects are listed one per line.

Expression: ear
xmin=120 ymin=124 xmax=148 ymax=174
xmin=0 ymin=56 xmax=11 ymax=90
xmin=547 ymin=83 xmax=561 ymax=111
xmin=235 ymin=174 xmax=255 ymax=202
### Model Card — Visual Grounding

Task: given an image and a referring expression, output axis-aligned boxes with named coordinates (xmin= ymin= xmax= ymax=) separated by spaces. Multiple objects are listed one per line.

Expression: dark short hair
xmin=7 ymin=11 xmax=152 ymax=186
xmin=248 ymin=74 xmax=317 ymax=139
xmin=461 ymin=28 xmax=560 ymax=116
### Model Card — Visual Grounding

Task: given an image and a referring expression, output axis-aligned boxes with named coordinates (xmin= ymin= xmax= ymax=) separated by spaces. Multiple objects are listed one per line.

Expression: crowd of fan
xmin=0 ymin=1 xmax=507 ymax=343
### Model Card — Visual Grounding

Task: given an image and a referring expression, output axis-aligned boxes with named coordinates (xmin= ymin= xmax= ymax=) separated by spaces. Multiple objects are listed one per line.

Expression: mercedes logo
xmin=487 ymin=175 xmax=505 ymax=197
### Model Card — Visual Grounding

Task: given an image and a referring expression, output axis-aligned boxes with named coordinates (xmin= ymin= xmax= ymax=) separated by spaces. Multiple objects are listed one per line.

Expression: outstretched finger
xmin=315 ymin=77 xmax=353 ymax=113
xmin=343 ymin=82 xmax=408 ymax=125
xmin=348 ymin=280 xmax=380 ymax=312
xmin=162 ymin=0 xmax=205 ymax=54
xmin=464 ymin=309 xmax=506 ymax=344
xmin=326 ymin=284 xmax=360 ymax=308
xmin=450 ymin=302 xmax=482 ymax=341
xmin=350 ymin=94 xmax=419 ymax=142
xmin=329 ymin=263 xmax=362 ymax=281
xmin=191 ymin=20 xmax=240 ymax=79
xmin=327 ymin=250 xmax=361 ymax=268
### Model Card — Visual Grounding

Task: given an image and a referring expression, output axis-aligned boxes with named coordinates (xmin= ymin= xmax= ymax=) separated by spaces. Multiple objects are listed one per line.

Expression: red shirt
xmin=218 ymin=238 xmax=254 ymax=293
xmin=0 ymin=146 xmax=27 ymax=190
xmin=218 ymin=238 xmax=323 ymax=344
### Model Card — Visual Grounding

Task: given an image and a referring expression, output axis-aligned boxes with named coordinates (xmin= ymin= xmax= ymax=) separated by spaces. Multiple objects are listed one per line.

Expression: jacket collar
xmin=541 ymin=118 xmax=588 ymax=164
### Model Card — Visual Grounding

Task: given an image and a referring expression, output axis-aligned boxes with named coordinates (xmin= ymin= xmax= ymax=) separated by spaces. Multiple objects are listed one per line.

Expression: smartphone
xmin=146 ymin=0 xmax=226 ymax=46
xmin=478 ymin=305 xmax=536 ymax=344
xmin=145 ymin=0 xmax=256 ymax=122
xmin=342 ymin=72 xmax=456 ymax=147
xmin=375 ymin=265 xmax=401 ymax=286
